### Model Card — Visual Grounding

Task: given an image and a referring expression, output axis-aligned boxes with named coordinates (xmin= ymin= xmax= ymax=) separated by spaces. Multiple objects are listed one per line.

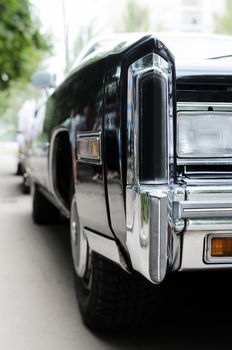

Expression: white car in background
xmin=16 ymin=99 xmax=46 ymax=193
xmin=16 ymin=99 xmax=37 ymax=176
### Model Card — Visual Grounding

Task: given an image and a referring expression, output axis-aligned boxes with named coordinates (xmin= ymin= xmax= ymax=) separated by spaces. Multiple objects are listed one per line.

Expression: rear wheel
xmin=70 ymin=194 xmax=167 ymax=331
xmin=16 ymin=161 xmax=24 ymax=176
xmin=32 ymin=184 xmax=60 ymax=225
xmin=22 ymin=173 xmax=31 ymax=194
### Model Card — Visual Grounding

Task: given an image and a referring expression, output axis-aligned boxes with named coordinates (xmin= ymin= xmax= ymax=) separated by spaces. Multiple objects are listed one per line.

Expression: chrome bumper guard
xmin=126 ymin=185 xmax=169 ymax=284
xmin=177 ymin=200 xmax=232 ymax=219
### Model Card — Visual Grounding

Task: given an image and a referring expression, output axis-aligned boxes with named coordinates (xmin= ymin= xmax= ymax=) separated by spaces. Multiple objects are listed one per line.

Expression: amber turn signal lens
xmin=211 ymin=237 xmax=232 ymax=257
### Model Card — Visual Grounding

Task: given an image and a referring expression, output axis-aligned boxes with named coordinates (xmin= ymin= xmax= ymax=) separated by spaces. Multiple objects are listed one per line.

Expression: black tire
xmin=22 ymin=183 xmax=30 ymax=194
xmin=74 ymin=251 xmax=167 ymax=331
xmin=32 ymin=184 xmax=60 ymax=225
xmin=16 ymin=161 xmax=24 ymax=176
xmin=22 ymin=175 xmax=31 ymax=194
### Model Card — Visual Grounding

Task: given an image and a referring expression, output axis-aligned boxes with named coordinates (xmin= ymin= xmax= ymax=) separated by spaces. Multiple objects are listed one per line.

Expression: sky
xmin=31 ymin=0 xmax=228 ymax=83
xmin=32 ymin=0 xmax=98 ymax=42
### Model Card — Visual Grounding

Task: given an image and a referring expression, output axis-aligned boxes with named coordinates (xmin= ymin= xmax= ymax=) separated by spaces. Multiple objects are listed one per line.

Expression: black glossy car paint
xmin=29 ymin=34 xmax=178 ymax=252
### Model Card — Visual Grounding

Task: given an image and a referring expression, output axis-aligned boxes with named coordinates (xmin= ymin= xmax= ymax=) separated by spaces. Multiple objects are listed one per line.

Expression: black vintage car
xmin=29 ymin=32 xmax=232 ymax=330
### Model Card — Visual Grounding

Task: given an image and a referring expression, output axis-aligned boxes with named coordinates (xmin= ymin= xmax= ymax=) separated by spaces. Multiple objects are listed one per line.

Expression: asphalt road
xmin=0 ymin=154 xmax=232 ymax=350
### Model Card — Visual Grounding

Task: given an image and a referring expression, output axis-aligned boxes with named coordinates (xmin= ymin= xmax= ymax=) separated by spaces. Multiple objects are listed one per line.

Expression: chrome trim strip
xmin=49 ymin=127 xmax=70 ymax=218
xmin=184 ymin=207 xmax=232 ymax=212
xmin=177 ymin=102 xmax=232 ymax=112
xmin=186 ymin=185 xmax=232 ymax=201
xmin=205 ymin=233 xmax=232 ymax=264
xmin=183 ymin=178 xmax=232 ymax=185
xmin=76 ymin=131 xmax=102 ymax=164
xmin=178 ymin=200 xmax=232 ymax=219
xmin=178 ymin=158 xmax=232 ymax=165
xmin=84 ymin=229 xmax=128 ymax=271
xmin=186 ymin=219 xmax=232 ymax=231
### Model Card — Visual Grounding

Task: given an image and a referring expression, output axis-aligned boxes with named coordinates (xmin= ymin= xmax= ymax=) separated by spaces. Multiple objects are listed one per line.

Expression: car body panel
xmin=28 ymin=32 xmax=232 ymax=283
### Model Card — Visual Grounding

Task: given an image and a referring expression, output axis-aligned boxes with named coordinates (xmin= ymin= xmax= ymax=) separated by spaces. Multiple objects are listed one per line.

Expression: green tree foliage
xmin=0 ymin=0 xmax=51 ymax=90
xmin=215 ymin=0 xmax=232 ymax=34
xmin=121 ymin=0 xmax=149 ymax=32
xmin=0 ymin=0 xmax=51 ymax=138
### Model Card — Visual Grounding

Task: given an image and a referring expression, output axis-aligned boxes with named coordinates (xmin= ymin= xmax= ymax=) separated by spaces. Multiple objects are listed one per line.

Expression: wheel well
xmin=53 ymin=131 xmax=72 ymax=209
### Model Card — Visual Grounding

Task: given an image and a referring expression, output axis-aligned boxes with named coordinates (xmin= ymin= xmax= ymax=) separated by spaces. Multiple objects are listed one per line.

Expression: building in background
xmin=95 ymin=0 xmax=227 ymax=34
xmin=154 ymin=0 xmax=226 ymax=33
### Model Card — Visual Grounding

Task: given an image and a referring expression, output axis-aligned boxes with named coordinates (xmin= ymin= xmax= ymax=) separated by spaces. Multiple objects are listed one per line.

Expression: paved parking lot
xmin=0 ymin=154 xmax=232 ymax=350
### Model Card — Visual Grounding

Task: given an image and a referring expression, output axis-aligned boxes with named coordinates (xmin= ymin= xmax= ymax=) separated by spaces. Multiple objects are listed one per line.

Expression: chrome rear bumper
xmin=177 ymin=185 xmax=232 ymax=271
xmin=126 ymin=184 xmax=232 ymax=284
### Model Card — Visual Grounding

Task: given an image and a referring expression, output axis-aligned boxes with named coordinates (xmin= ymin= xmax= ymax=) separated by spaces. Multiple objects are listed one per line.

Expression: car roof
xmin=73 ymin=31 xmax=232 ymax=66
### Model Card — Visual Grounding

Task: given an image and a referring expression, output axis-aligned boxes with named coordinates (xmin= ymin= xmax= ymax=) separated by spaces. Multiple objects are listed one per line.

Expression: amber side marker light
xmin=211 ymin=237 xmax=232 ymax=257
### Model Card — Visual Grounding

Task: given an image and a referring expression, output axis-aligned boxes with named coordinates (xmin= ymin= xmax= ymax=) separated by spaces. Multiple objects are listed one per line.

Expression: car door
xmin=71 ymin=57 xmax=114 ymax=238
